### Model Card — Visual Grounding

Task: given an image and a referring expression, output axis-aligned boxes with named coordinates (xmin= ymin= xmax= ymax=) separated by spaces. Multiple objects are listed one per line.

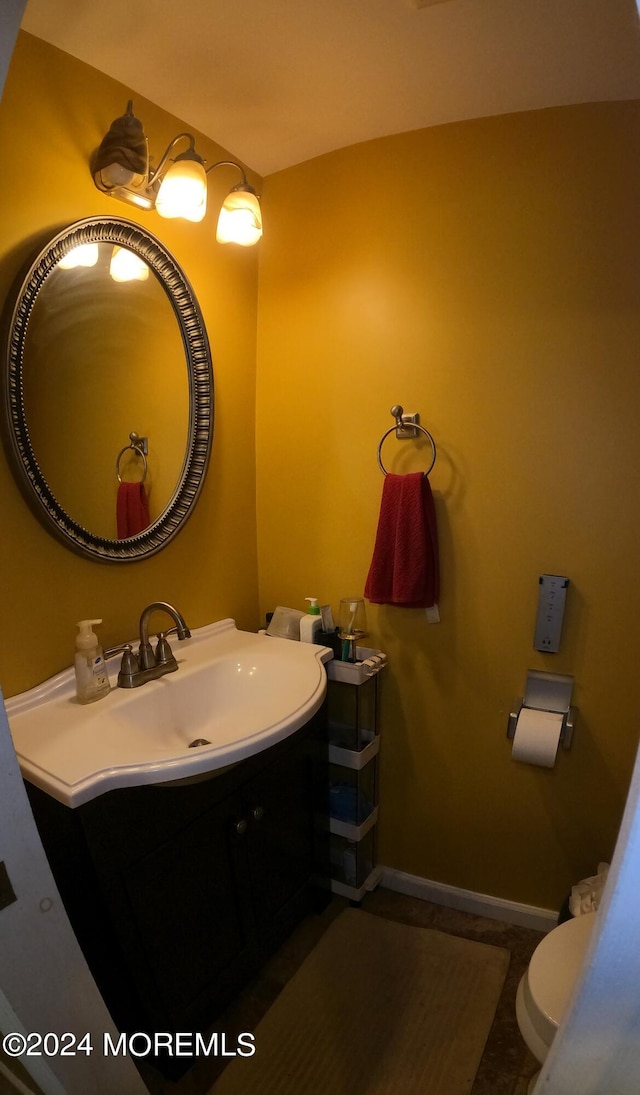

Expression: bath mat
xmin=210 ymin=908 xmax=510 ymax=1095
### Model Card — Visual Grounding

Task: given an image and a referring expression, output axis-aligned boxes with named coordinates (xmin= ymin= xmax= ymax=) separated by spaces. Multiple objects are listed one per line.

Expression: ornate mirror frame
xmin=1 ymin=216 xmax=213 ymax=563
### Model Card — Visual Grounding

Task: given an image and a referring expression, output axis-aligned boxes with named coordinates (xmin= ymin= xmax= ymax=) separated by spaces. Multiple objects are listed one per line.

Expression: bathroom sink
xmin=6 ymin=619 xmax=332 ymax=807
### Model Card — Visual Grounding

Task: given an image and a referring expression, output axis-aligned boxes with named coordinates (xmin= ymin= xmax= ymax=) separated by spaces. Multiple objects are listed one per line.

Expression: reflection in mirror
xmin=1 ymin=218 xmax=213 ymax=562
xmin=22 ymin=244 xmax=188 ymax=539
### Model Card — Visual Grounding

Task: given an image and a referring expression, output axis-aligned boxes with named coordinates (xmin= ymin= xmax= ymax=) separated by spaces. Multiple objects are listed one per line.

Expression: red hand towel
xmin=116 ymin=481 xmax=150 ymax=539
xmin=364 ymin=471 xmax=439 ymax=607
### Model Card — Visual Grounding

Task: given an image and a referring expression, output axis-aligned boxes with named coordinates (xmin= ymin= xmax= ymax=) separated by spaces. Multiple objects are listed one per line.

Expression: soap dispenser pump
xmin=75 ymin=619 xmax=110 ymax=704
xmin=300 ymin=597 xmax=322 ymax=643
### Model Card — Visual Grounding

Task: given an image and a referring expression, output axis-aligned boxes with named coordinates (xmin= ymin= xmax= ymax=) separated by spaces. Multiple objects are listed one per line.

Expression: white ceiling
xmin=20 ymin=0 xmax=640 ymax=176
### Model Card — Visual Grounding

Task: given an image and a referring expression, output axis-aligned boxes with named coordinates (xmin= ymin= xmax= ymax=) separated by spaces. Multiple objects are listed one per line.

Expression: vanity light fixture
xmin=215 ymin=183 xmax=263 ymax=246
xmin=92 ymin=102 xmax=262 ymax=245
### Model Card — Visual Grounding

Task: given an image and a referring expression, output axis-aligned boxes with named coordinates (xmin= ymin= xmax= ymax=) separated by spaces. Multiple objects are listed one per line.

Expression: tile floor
xmin=140 ymin=886 xmax=544 ymax=1095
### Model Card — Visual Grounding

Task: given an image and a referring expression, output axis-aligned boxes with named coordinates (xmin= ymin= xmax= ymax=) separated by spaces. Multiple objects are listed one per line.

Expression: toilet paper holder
xmin=507 ymin=670 xmax=576 ymax=749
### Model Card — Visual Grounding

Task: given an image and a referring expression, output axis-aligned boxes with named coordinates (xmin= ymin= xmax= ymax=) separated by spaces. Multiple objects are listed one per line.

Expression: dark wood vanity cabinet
xmin=25 ymin=708 xmax=327 ymax=1055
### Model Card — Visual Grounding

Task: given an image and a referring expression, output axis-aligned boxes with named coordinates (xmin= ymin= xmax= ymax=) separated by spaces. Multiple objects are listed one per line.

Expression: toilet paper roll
xmin=511 ymin=707 xmax=564 ymax=768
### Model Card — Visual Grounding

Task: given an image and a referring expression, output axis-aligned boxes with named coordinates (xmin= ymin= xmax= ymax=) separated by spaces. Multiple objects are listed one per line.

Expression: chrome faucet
xmin=110 ymin=602 xmax=191 ymax=688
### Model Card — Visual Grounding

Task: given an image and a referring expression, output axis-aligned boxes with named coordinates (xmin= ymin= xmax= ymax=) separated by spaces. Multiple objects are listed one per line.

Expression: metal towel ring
xmin=116 ymin=432 xmax=148 ymax=484
xmin=377 ymin=405 xmax=437 ymax=477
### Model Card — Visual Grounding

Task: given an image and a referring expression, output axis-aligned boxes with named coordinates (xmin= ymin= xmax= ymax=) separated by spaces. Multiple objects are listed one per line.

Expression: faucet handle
xmin=155 ymin=632 xmax=177 ymax=669
xmin=104 ymin=641 xmax=132 ymax=661
xmin=117 ymin=644 xmax=139 ymax=688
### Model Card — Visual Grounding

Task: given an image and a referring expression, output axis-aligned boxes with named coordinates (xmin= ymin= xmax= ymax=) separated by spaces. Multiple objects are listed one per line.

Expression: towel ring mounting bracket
xmin=377 ymin=405 xmax=436 ymax=478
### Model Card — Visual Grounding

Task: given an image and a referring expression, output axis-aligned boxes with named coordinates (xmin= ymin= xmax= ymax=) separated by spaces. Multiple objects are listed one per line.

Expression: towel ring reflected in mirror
xmin=116 ymin=433 xmax=148 ymax=484
xmin=1 ymin=216 xmax=213 ymax=563
xmin=376 ymin=405 xmax=437 ymax=478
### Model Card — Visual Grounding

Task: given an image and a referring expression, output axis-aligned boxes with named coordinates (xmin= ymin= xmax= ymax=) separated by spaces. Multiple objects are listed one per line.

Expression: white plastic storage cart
xmin=323 ymin=648 xmax=386 ymax=901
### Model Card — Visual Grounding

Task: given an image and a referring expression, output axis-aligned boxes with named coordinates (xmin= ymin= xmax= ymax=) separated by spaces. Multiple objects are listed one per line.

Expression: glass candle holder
xmin=338 ymin=598 xmax=368 ymax=662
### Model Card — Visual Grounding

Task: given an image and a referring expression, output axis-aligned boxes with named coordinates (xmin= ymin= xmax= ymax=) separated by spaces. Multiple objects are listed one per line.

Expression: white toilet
xmin=516 ymin=911 xmax=596 ymax=1093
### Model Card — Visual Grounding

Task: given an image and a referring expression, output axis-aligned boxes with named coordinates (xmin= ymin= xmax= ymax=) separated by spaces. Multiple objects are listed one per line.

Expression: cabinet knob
xmin=234 ymin=819 xmax=248 ymax=836
xmin=251 ymin=806 xmax=264 ymax=823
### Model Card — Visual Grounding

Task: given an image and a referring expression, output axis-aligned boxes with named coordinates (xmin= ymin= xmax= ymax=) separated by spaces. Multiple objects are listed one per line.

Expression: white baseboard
xmin=379 ymin=866 xmax=558 ymax=933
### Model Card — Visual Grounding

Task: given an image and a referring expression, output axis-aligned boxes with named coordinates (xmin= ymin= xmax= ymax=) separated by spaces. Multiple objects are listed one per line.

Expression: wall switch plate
xmin=534 ymin=574 xmax=569 ymax=653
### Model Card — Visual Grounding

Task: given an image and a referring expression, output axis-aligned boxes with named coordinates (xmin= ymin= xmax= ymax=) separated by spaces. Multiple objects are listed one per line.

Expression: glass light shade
xmin=97 ymin=161 xmax=143 ymax=189
xmin=216 ymin=189 xmax=263 ymax=246
xmin=109 ymin=246 xmax=150 ymax=283
xmin=58 ymin=243 xmax=99 ymax=269
xmin=155 ymin=158 xmax=207 ymax=222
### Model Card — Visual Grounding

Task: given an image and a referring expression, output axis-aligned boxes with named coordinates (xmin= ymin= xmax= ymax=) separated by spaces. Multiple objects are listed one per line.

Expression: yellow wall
xmin=0 ymin=33 xmax=261 ymax=695
xmin=256 ymin=103 xmax=640 ymax=908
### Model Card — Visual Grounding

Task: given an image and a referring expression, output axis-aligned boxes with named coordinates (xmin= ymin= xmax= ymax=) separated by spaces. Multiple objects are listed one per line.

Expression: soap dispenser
xmin=75 ymin=619 xmax=111 ymax=704
xmin=300 ymin=597 xmax=322 ymax=643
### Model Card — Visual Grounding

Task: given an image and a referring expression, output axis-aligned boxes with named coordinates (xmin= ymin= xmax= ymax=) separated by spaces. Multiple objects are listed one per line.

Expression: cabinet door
xmin=121 ymin=793 xmax=253 ymax=1028
xmin=242 ymin=736 xmax=314 ymax=947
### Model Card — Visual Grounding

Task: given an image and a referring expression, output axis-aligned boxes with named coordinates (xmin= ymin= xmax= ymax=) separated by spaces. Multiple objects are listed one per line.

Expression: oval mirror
xmin=1 ymin=217 xmax=213 ymax=562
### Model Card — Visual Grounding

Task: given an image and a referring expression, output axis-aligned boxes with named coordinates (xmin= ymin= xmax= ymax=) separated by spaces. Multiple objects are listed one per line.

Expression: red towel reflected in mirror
xmin=116 ymin=481 xmax=150 ymax=539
